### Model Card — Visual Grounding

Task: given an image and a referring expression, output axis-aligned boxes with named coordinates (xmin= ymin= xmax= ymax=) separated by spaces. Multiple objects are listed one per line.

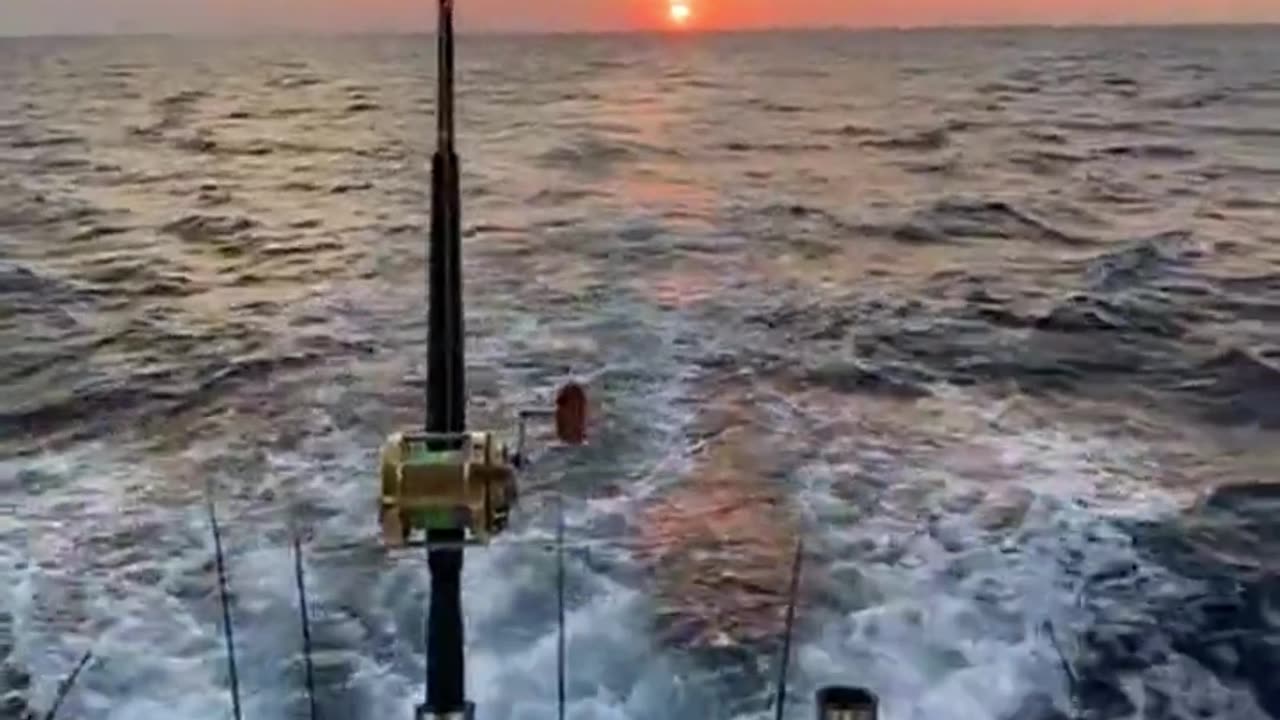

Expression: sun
xmin=668 ymin=1 xmax=692 ymax=27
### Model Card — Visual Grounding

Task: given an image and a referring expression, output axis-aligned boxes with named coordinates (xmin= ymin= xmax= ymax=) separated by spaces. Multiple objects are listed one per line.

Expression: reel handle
xmin=554 ymin=382 xmax=588 ymax=445
xmin=515 ymin=382 xmax=589 ymax=465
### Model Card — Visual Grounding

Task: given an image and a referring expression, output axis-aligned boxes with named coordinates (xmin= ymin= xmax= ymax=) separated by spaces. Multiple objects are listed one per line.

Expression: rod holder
xmin=815 ymin=686 xmax=878 ymax=720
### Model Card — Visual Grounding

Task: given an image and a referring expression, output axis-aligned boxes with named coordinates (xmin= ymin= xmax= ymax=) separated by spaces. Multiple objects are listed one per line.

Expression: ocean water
xmin=2 ymin=26 xmax=1280 ymax=720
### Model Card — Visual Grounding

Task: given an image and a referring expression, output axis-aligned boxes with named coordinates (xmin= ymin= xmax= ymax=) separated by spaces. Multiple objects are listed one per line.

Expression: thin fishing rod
xmin=206 ymin=484 xmax=244 ymax=720
xmin=773 ymin=537 xmax=805 ymax=720
xmin=556 ymin=493 xmax=567 ymax=720
xmin=41 ymin=649 xmax=92 ymax=720
xmin=293 ymin=534 xmax=319 ymax=720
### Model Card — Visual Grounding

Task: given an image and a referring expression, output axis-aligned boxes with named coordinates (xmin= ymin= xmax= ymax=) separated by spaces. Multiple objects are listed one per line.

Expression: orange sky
xmin=3 ymin=0 xmax=1280 ymax=34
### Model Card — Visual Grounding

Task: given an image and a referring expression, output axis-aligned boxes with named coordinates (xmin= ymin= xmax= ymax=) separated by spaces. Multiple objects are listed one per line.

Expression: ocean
xmin=2 ymin=26 xmax=1280 ymax=720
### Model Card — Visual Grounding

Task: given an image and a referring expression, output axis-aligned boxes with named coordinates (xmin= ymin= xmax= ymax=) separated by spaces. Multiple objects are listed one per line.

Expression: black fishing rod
xmin=423 ymin=0 xmax=467 ymax=715
xmin=427 ymin=0 xmax=464 ymax=438
xmin=206 ymin=484 xmax=244 ymax=720
xmin=372 ymin=3 xmax=589 ymax=718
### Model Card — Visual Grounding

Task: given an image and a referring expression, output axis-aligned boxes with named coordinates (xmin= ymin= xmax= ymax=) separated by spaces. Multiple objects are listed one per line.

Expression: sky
xmin=3 ymin=0 xmax=1280 ymax=35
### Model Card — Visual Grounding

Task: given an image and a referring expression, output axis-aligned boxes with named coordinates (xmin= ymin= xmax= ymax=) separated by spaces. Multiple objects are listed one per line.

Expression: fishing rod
xmin=41 ymin=649 xmax=93 ymax=720
xmin=375 ymin=1 xmax=588 ymax=717
xmin=293 ymin=533 xmax=319 ymax=720
xmin=206 ymin=483 xmax=244 ymax=720
xmin=774 ymin=538 xmax=805 ymax=720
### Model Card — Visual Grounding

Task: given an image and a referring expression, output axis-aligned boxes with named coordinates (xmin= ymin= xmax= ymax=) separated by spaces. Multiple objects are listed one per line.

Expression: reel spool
xmin=379 ymin=383 xmax=588 ymax=547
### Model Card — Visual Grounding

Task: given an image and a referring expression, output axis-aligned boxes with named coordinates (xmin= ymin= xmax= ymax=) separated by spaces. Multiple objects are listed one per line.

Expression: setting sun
xmin=669 ymin=1 xmax=692 ymax=26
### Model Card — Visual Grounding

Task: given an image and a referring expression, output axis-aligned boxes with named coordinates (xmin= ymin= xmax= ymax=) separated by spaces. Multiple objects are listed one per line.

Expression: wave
xmin=1205 ymin=163 xmax=1280 ymax=180
xmin=529 ymin=187 xmax=601 ymax=205
xmin=863 ymin=127 xmax=949 ymax=152
xmin=9 ymin=134 xmax=86 ymax=150
xmin=1033 ymin=293 xmax=1184 ymax=338
xmin=800 ymin=360 xmax=932 ymax=398
xmin=819 ymin=123 xmax=883 ymax=139
xmin=1021 ymin=128 xmax=1069 ymax=145
xmin=1063 ymin=505 xmax=1280 ymax=720
xmin=760 ymin=101 xmax=807 ymax=114
xmin=162 ymin=214 xmax=258 ymax=243
xmin=0 ymin=613 xmax=34 ymax=719
xmin=0 ymin=262 xmax=73 ymax=298
xmin=1221 ymin=196 xmax=1280 ymax=211
xmin=1007 ymin=149 xmax=1088 ymax=176
xmin=1052 ymin=118 xmax=1166 ymax=134
xmin=0 ymin=352 xmax=324 ymax=444
xmin=1183 ymin=349 xmax=1280 ymax=429
xmin=536 ymin=135 xmax=645 ymax=172
xmin=722 ymin=140 xmax=832 ymax=153
xmin=898 ymin=157 xmax=960 ymax=176
xmin=730 ymin=273 xmax=1260 ymax=431
xmin=1083 ymin=231 xmax=1195 ymax=291
xmin=897 ymin=197 xmax=1084 ymax=245
xmin=1148 ymin=87 xmax=1233 ymax=110
xmin=755 ymin=202 xmax=851 ymax=233
xmin=1099 ymin=144 xmax=1196 ymax=161
xmin=80 ymin=257 xmax=199 ymax=298
xmin=1186 ymin=123 xmax=1280 ymax=139
xmin=977 ymin=81 xmax=1042 ymax=96
xmin=0 ymin=262 xmax=90 ymax=345
xmin=266 ymin=74 xmax=325 ymax=89
xmin=156 ymin=89 xmax=209 ymax=108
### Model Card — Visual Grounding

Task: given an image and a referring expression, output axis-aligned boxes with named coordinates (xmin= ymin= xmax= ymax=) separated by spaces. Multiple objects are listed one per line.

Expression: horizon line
xmin=2 ymin=19 xmax=1278 ymax=40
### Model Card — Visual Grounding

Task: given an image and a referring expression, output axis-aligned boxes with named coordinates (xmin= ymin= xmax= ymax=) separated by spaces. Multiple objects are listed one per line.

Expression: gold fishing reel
xmin=378 ymin=383 xmax=588 ymax=548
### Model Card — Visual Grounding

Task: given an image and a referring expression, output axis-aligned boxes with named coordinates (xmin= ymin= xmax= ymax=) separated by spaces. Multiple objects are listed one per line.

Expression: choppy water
xmin=3 ymin=26 xmax=1280 ymax=720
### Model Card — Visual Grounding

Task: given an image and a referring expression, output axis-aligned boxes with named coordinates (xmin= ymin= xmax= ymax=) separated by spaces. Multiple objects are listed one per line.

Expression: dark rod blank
xmin=774 ymin=538 xmax=805 ymax=720
xmin=41 ymin=650 xmax=92 ymax=720
xmin=293 ymin=534 xmax=319 ymax=720
xmin=426 ymin=0 xmax=464 ymax=435
xmin=422 ymin=0 xmax=469 ymax=715
xmin=206 ymin=486 xmax=243 ymax=720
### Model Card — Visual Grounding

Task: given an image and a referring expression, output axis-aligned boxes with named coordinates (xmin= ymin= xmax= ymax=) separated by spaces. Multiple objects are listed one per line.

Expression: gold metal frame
xmin=378 ymin=430 xmax=517 ymax=547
